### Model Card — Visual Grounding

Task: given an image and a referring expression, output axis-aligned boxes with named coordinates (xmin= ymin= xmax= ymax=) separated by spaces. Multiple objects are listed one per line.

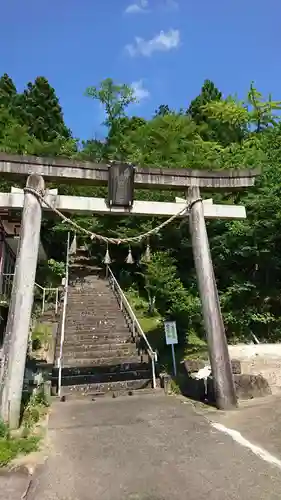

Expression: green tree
xmin=203 ymin=83 xmax=281 ymax=135
xmin=78 ymin=138 xmax=105 ymax=162
xmin=154 ymin=104 xmax=172 ymax=117
xmin=18 ymin=77 xmax=71 ymax=142
xmin=188 ymin=80 xmax=246 ymax=144
xmin=0 ymin=74 xmax=17 ymax=110
xmin=188 ymin=79 xmax=222 ymax=122
xmin=85 ymin=78 xmax=136 ymax=159
xmin=247 ymin=82 xmax=281 ymax=132
xmin=0 ymin=107 xmax=34 ymax=155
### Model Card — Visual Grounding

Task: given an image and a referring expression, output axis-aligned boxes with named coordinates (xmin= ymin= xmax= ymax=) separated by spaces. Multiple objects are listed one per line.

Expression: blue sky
xmin=1 ymin=0 xmax=281 ymax=140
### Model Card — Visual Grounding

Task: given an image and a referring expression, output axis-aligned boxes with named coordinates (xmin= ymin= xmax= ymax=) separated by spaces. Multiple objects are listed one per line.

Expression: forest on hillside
xmin=1 ymin=73 xmax=281 ymax=358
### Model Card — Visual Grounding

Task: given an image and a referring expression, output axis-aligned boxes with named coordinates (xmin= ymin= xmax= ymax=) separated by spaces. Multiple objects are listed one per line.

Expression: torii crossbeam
xmin=1 ymin=189 xmax=246 ymax=219
xmin=0 ymin=154 xmax=260 ymax=428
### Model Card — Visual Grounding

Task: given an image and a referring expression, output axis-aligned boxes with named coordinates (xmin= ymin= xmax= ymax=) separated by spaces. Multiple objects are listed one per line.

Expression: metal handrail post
xmin=58 ymin=232 xmax=71 ymax=397
xmin=55 ymin=288 xmax=59 ymax=315
xmin=42 ymin=288 xmax=46 ymax=315
xmin=151 ymin=355 xmax=156 ymax=389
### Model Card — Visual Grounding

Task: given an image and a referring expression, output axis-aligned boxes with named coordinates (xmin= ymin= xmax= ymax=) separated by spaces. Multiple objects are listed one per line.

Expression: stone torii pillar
xmin=188 ymin=186 xmax=237 ymax=409
xmin=0 ymin=174 xmax=44 ymax=428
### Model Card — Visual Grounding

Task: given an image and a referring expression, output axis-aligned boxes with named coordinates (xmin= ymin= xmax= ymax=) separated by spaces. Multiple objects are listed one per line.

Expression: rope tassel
xmin=126 ymin=247 xmax=134 ymax=265
xmin=69 ymin=233 xmax=77 ymax=255
xmin=144 ymin=242 xmax=151 ymax=262
xmin=103 ymin=244 xmax=111 ymax=265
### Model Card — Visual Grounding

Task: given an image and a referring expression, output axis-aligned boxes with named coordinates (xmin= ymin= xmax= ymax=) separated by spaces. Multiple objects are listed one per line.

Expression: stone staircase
xmin=53 ymin=249 xmax=157 ymax=398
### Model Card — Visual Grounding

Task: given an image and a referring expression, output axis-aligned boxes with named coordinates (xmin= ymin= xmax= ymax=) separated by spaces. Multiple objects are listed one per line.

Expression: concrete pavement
xmin=23 ymin=393 xmax=281 ymax=500
xmin=207 ymin=394 xmax=281 ymax=459
xmin=0 ymin=470 xmax=31 ymax=500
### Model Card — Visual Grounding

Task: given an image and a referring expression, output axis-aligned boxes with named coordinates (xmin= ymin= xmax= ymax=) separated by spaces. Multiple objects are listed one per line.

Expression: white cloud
xmin=125 ymin=29 xmax=180 ymax=57
xmin=124 ymin=0 xmax=149 ymax=14
xmin=131 ymin=80 xmax=150 ymax=101
xmin=165 ymin=0 xmax=179 ymax=10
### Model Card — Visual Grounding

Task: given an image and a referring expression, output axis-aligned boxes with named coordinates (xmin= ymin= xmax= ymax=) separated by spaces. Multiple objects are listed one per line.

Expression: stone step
xmin=56 ymin=347 xmax=139 ymax=360
xmin=53 ymin=369 xmax=152 ymax=387
xmin=53 ymin=362 xmax=151 ymax=377
xmin=61 ymin=336 xmax=134 ymax=345
xmin=65 ymin=313 xmax=126 ymax=320
xmin=65 ymin=320 xmax=129 ymax=335
xmin=66 ymin=308 xmax=121 ymax=314
xmin=65 ymin=319 xmax=127 ymax=327
xmin=68 ymin=287 xmax=115 ymax=294
xmin=65 ymin=320 xmax=129 ymax=328
xmin=66 ymin=303 xmax=123 ymax=311
xmin=60 ymin=387 xmax=163 ymax=401
xmin=67 ymin=301 xmax=120 ymax=308
xmin=61 ymin=357 xmax=142 ymax=368
xmin=60 ymin=342 xmax=136 ymax=352
xmin=64 ymin=329 xmax=131 ymax=337
xmin=59 ymin=379 xmax=154 ymax=398
xmin=61 ymin=346 xmax=138 ymax=359
xmin=61 ymin=356 xmax=148 ymax=368
xmin=62 ymin=330 xmax=132 ymax=338
xmin=62 ymin=338 xmax=133 ymax=347
xmin=67 ymin=295 xmax=118 ymax=302
xmin=62 ymin=353 xmax=143 ymax=365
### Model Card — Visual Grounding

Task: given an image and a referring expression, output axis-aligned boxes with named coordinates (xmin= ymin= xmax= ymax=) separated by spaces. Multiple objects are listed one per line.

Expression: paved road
xmin=210 ymin=395 xmax=281 ymax=459
xmin=0 ymin=471 xmax=31 ymax=500
xmin=26 ymin=394 xmax=281 ymax=500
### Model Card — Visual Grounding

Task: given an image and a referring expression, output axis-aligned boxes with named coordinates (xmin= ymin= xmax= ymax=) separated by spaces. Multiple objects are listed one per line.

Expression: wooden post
xmin=188 ymin=186 xmax=237 ymax=410
xmin=0 ymin=174 xmax=44 ymax=428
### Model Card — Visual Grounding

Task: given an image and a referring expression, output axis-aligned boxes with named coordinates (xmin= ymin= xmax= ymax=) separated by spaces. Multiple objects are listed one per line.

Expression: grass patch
xmin=32 ymin=322 xmax=52 ymax=351
xmin=184 ymin=331 xmax=208 ymax=360
xmin=0 ymin=385 xmax=49 ymax=468
xmin=139 ymin=315 xmax=162 ymax=334
xmin=0 ymin=434 xmax=40 ymax=467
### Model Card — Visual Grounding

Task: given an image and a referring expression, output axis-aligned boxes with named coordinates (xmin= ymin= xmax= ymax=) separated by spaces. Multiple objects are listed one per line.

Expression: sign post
xmin=164 ymin=321 xmax=178 ymax=377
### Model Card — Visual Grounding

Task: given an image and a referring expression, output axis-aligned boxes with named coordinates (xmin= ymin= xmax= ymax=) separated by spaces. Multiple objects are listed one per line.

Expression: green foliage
xmin=154 ymin=104 xmax=173 ymax=117
xmin=247 ymin=82 xmax=281 ymax=131
xmin=85 ymin=78 xmax=136 ymax=159
xmin=0 ymin=389 xmax=47 ymax=467
xmin=0 ymin=74 xmax=17 ymax=110
xmin=202 ymin=97 xmax=250 ymax=128
xmin=17 ymin=76 xmax=71 ymax=142
xmin=47 ymin=259 xmax=65 ymax=278
xmin=32 ymin=322 xmax=52 ymax=351
xmin=188 ymin=79 xmax=222 ymax=122
xmin=0 ymin=420 xmax=9 ymax=439
xmin=86 ymin=78 xmax=136 ymax=127
xmin=0 ymin=436 xmax=40 ymax=467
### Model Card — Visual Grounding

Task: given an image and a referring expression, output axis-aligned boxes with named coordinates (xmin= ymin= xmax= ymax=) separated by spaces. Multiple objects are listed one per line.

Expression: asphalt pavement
xmin=22 ymin=393 xmax=281 ymax=500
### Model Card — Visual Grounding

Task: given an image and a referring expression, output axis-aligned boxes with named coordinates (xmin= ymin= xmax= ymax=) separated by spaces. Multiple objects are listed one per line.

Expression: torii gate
xmin=0 ymin=153 xmax=259 ymax=428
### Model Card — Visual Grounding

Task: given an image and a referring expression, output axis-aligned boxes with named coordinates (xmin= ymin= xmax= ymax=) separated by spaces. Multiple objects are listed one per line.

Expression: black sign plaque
xmin=108 ymin=163 xmax=135 ymax=208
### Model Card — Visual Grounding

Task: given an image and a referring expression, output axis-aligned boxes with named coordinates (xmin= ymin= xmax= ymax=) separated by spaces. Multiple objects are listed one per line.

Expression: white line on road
xmin=212 ymin=422 xmax=281 ymax=471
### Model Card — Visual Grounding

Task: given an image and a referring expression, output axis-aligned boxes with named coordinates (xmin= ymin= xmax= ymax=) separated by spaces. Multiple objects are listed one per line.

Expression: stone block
xmin=180 ymin=359 xmax=205 ymax=374
xmin=179 ymin=374 xmax=206 ymax=401
xmin=159 ymin=373 xmax=172 ymax=395
xmin=234 ymin=373 xmax=272 ymax=400
xmin=207 ymin=373 xmax=272 ymax=403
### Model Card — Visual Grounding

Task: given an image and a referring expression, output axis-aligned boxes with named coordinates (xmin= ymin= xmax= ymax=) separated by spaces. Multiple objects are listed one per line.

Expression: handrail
xmin=107 ymin=266 xmax=157 ymax=389
xmin=1 ymin=273 xmax=59 ymax=315
xmin=57 ymin=232 xmax=71 ymax=397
